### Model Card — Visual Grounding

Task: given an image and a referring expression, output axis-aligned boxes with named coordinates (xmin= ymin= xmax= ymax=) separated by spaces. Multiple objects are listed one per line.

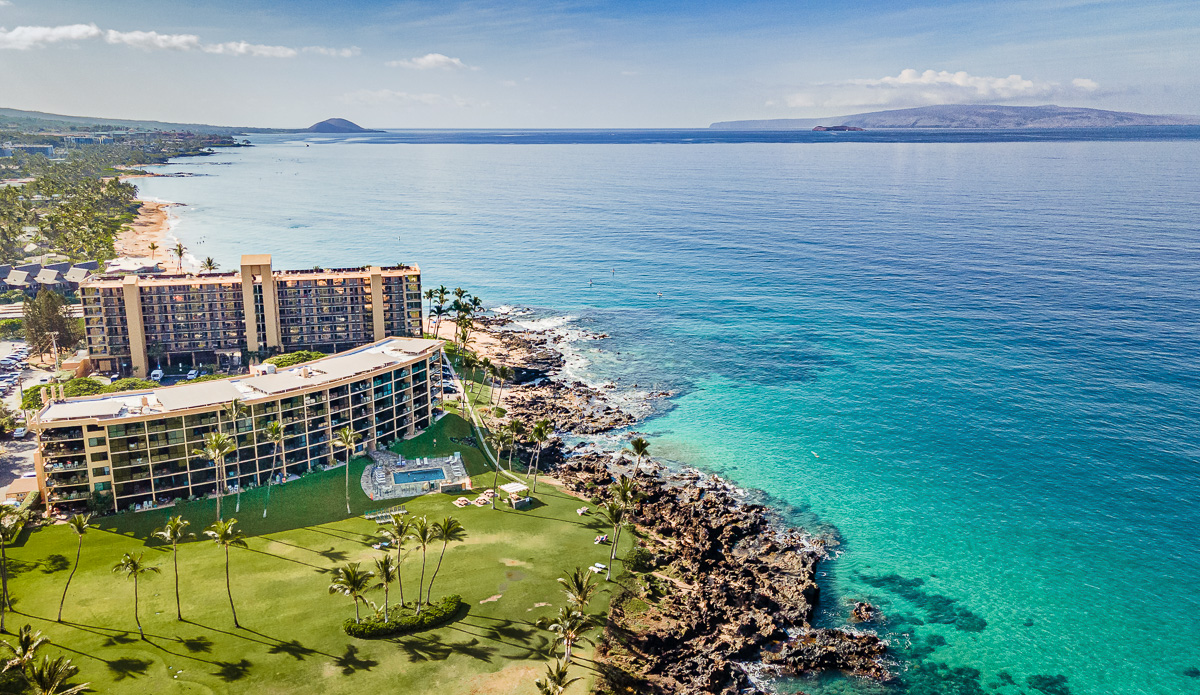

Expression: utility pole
xmin=48 ymin=331 xmax=60 ymax=371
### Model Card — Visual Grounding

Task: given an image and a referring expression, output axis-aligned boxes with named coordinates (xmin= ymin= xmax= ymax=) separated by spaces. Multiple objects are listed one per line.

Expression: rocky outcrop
xmin=557 ymin=456 xmax=889 ymax=694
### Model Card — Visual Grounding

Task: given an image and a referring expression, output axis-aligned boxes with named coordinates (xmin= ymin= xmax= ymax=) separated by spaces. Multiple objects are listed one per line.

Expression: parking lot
xmin=0 ymin=339 xmax=58 ymax=488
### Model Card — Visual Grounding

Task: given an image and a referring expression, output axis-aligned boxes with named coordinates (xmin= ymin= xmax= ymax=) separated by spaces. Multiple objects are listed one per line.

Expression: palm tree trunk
xmin=1 ymin=539 xmax=8 ymax=633
xmin=58 ymin=537 xmax=83 ymax=621
xmin=491 ymin=462 xmax=501 ymax=509
xmin=532 ymin=446 xmax=542 ymax=492
xmin=354 ymin=597 xmax=360 ymax=624
xmin=173 ymin=548 xmax=182 ymax=620
xmin=215 ymin=458 xmax=223 ymax=521
xmin=383 ymin=584 xmax=390 ymax=623
xmin=564 ymin=637 xmax=573 ymax=664
xmin=395 ymin=548 xmax=406 ymax=606
xmin=344 ymin=450 xmax=352 ymax=515
xmin=134 ymin=575 xmax=143 ymax=639
xmin=225 ymin=546 xmax=239 ymax=628
xmin=607 ymin=524 xmax=622 ymax=581
xmin=417 ymin=547 xmax=428 ymax=614
xmin=263 ymin=452 xmax=275 ymax=519
xmin=508 ymin=433 xmax=516 ymax=472
xmin=427 ymin=541 xmax=449 ymax=604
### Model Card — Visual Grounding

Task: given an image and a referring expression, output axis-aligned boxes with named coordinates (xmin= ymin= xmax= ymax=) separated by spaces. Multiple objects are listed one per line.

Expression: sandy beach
xmin=114 ymin=199 xmax=179 ymax=264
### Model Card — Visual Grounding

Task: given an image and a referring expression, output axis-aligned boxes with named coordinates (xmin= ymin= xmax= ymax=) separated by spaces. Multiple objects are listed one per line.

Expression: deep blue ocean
xmin=138 ymin=128 xmax=1200 ymax=695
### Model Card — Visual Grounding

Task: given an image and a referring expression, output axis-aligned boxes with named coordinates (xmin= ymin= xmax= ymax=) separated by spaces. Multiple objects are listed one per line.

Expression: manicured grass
xmin=6 ymin=420 xmax=626 ymax=694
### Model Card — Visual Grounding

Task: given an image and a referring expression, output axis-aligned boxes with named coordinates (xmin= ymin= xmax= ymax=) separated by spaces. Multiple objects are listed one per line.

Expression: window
xmin=90 ymin=452 xmax=109 ymax=462
xmin=92 ymin=466 xmax=111 ymax=477
xmin=88 ymin=437 xmax=105 ymax=447
xmin=94 ymin=481 xmax=111 ymax=492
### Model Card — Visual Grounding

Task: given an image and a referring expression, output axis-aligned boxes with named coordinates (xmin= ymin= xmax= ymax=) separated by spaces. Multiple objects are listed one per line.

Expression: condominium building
xmin=80 ymin=255 xmax=423 ymax=377
xmin=33 ymin=337 xmax=444 ymax=515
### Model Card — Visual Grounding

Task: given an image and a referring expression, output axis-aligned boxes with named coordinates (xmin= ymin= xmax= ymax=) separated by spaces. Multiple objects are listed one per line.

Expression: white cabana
xmin=499 ymin=481 xmax=530 ymax=496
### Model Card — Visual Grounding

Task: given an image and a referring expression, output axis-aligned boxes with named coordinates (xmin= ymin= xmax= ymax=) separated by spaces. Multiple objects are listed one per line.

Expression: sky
xmin=1 ymin=0 xmax=1197 ymax=128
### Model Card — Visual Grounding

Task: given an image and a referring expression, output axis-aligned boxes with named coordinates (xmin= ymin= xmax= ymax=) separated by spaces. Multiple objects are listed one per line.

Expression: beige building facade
xmin=81 ymin=255 xmax=423 ymax=377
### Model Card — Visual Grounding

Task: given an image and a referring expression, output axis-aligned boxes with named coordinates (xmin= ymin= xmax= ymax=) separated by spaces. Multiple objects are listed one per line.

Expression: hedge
xmin=264 ymin=350 xmax=326 ymax=369
xmin=343 ymin=594 xmax=464 ymax=639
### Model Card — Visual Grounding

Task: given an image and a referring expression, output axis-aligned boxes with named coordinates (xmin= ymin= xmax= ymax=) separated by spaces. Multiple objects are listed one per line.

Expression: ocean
xmin=136 ymin=128 xmax=1200 ymax=695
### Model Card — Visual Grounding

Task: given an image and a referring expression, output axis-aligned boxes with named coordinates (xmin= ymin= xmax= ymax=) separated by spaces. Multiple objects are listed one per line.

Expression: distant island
xmin=305 ymin=118 xmax=382 ymax=133
xmin=812 ymin=125 xmax=865 ymax=132
xmin=710 ymin=104 xmax=1200 ymax=130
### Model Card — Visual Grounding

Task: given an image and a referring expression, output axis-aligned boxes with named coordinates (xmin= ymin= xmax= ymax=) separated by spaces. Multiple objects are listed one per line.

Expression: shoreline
xmin=114 ymin=199 xmax=183 ymax=267
xmin=447 ymin=309 xmax=889 ymax=692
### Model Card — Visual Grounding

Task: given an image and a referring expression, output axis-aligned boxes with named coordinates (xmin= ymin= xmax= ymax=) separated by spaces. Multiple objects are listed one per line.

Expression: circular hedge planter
xmin=343 ymin=595 xmax=465 ymax=639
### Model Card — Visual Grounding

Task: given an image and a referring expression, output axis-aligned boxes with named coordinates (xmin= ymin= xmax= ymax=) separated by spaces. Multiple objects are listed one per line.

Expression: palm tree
xmin=534 ymin=659 xmax=581 ymax=695
xmin=408 ymin=517 xmax=437 ymax=613
xmin=536 ymin=606 xmax=598 ymax=664
xmin=599 ymin=501 xmax=626 ymax=581
xmin=147 ymin=241 xmax=158 ymax=261
xmin=425 ymin=517 xmax=466 ymax=603
xmin=476 ymin=356 xmax=492 ymax=397
xmin=172 ymin=241 xmax=185 ymax=271
xmin=496 ymin=365 xmax=514 ymax=405
xmin=433 ymin=285 xmax=449 ymax=309
xmin=262 ymin=421 xmax=284 ymax=518
xmin=558 ymin=567 xmax=599 ymax=609
xmin=423 ymin=288 xmax=434 ymax=330
xmin=628 ymin=436 xmax=651 ymax=477
xmin=204 ymin=519 xmax=248 ymax=628
xmin=505 ymin=418 xmax=527 ymax=472
xmin=0 ymin=506 xmax=27 ymax=633
xmin=56 ymin=514 xmax=92 ymax=622
xmin=221 ymin=399 xmax=248 ymax=512
xmin=431 ymin=305 xmax=449 ymax=337
xmin=612 ymin=475 xmax=640 ymax=511
xmin=529 ymin=418 xmax=552 ymax=492
xmin=111 ymin=552 xmax=160 ymax=639
xmin=200 ymin=257 xmax=218 ymax=272
xmin=2 ymin=623 xmax=48 ymax=675
xmin=379 ymin=514 xmax=414 ymax=606
xmin=23 ymin=655 xmax=89 ymax=695
xmin=372 ymin=555 xmax=398 ymax=622
xmin=332 ymin=427 xmax=362 ymax=515
xmin=152 ymin=515 xmax=194 ymax=621
xmin=193 ymin=431 xmax=236 ymax=521
xmin=460 ymin=353 xmax=477 ymax=401
xmin=328 ymin=562 xmax=375 ymax=624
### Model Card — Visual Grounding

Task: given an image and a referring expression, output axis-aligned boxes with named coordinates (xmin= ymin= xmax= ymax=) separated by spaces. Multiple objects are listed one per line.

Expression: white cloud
xmin=200 ymin=41 xmax=296 ymax=58
xmin=0 ymin=2 xmax=12 ymax=7
xmin=304 ymin=45 xmax=360 ymax=58
xmin=0 ymin=23 xmax=100 ymax=50
xmin=785 ymin=69 xmax=1102 ymax=110
xmin=105 ymin=30 xmax=200 ymax=51
xmin=386 ymin=52 xmax=469 ymax=70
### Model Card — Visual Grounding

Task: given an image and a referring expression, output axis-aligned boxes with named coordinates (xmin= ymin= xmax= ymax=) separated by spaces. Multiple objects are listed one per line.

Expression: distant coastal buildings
xmin=80 ymin=254 xmax=423 ymax=377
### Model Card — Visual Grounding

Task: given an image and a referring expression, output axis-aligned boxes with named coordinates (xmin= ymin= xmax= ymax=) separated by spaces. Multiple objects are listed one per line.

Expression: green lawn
xmin=5 ymin=416 xmax=626 ymax=694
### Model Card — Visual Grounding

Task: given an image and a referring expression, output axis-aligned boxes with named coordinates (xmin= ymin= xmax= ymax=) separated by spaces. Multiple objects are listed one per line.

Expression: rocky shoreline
xmin=469 ymin=313 xmax=890 ymax=693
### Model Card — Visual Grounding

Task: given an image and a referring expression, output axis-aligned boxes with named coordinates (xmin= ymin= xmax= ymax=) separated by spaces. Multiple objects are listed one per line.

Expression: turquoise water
xmin=137 ymin=131 xmax=1200 ymax=694
xmin=393 ymin=469 xmax=445 ymax=485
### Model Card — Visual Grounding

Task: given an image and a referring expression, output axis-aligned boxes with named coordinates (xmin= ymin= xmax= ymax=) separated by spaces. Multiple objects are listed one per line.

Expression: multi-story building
xmin=32 ymin=337 xmax=444 ymax=515
xmin=80 ymin=255 xmax=423 ymax=377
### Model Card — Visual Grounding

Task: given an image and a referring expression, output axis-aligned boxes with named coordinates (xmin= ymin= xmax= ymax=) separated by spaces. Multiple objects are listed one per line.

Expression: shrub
xmin=21 ymin=377 xmax=107 ymax=410
xmin=343 ymin=594 xmax=463 ymax=639
xmin=264 ymin=350 xmax=326 ymax=369
xmin=106 ymin=378 xmax=158 ymax=392
xmin=625 ymin=547 xmax=656 ymax=573
xmin=189 ymin=374 xmax=228 ymax=383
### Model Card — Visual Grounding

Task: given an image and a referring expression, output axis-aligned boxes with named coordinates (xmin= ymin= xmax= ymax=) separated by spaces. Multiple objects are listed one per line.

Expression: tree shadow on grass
xmin=179 ymin=635 xmax=215 ymax=654
xmin=305 ymin=524 xmax=375 ymax=545
xmin=268 ymin=639 xmax=318 ymax=661
xmin=241 ymin=546 xmax=329 ymax=572
xmin=101 ymin=631 xmax=139 ymax=648
xmin=211 ymin=658 xmax=252 ymax=682
xmin=333 ymin=644 xmax=378 ymax=675
xmin=107 ymin=656 xmax=153 ymax=681
xmin=39 ymin=554 xmax=70 ymax=573
xmin=393 ymin=633 xmax=497 ymax=664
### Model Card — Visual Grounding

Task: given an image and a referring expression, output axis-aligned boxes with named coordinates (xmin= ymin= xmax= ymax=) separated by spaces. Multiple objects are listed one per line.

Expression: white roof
xmin=500 ymin=481 xmax=529 ymax=494
xmin=42 ymin=397 xmax=130 ymax=421
xmin=155 ymin=381 xmax=243 ymax=411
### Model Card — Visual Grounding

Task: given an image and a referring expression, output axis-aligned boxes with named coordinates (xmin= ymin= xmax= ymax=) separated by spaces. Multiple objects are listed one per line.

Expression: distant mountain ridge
xmin=305 ymin=118 xmax=381 ymax=133
xmin=0 ymin=107 xmax=283 ymax=134
xmin=710 ymin=104 xmax=1200 ymax=130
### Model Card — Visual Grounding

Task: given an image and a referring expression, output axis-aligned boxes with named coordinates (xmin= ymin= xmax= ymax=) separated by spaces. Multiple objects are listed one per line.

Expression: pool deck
xmin=360 ymin=450 xmax=471 ymax=501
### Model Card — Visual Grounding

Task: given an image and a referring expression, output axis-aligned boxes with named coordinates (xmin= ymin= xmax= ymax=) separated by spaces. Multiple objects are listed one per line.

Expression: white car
xmin=11 ymin=428 xmax=27 ymax=439
xmin=150 ymin=369 xmax=164 ymax=381
xmin=186 ymin=369 xmax=199 ymax=380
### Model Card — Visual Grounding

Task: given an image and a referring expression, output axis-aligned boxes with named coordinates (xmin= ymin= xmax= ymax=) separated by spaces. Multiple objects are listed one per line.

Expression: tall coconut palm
xmin=536 ymin=606 xmax=598 ymax=664
xmin=24 ymin=655 xmax=89 ymax=695
xmin=460 ymin=353 xmax=477 ymax=401
xmin=425 ymin=517 xmax=466 ymax=603
xmin=628 ymin=437 xmax=651 ymax=477
xmin=221 ymin=399 xmax=248 ymax=512
xmin=204 ymin=519 xmax=247 ymax=628
xmin=0 ymin=506 xmax=27 ymax=633
xmin=111 ymin=552 xmax=160 ymax=639
xmin=599 ymin=501 xmax=626 ymax=581
xmin=476 ymin=356 xmax=492 ymax=397
xmin=262 ymin=421 xmax=284 ymax=518
xmin=192 ymin=431 xmax=236 ymax=521
xmin=423 ymin=288 xmax=434 ymax=330
xmin=433 ymin=285 xmax=449 ymax=309
xmin=431 ymin=305 xmax=449 ymax=338
xmin=328 ymin=562 xmax=375 ymax=624
xmin=504 ymin=418 xmax=526 ymax=472
xmin=372 ymin=555 xmax=398 ymax=622
xmin=379 ymin=514 xmax=414 ymax=606
xmin=152 ymin=515 xmax=194 ymax=621
xmin=56 ymin=514 xmax=92 ymax=622
xmin=612 ymin=475 xmax=640 ymax=511
xmin=172 ymin=242 xmax=185 ymax=271
xmin=534 ymin=659 xmax=580 ymax=695
xmin=408 ymin=517 xmax=437 ymax=613
xmin=147 ymin=242 xmax=159 ymax=261
xmin=529 ymin=418 xmax=552 ymax=492
xmin=558 ymin=567 xmax=599 ymax=609
xmin=332 ymin=427 xmax=362 ymax=515
xmin=496 ymin=365 xmax=514 ymax=405
xmin=2 ymin=623 xmax=48 ymax=674
xmin=200 ymin=257 xmax=218 ymax=272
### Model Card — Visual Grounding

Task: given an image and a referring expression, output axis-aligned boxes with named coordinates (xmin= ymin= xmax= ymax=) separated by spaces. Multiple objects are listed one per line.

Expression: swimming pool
xmin=393 ymin=468 xmax=446 ymax=485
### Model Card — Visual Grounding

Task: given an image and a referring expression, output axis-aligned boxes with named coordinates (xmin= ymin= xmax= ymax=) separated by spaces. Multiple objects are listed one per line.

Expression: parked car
xmin=186 ymin=369 xmax=199 ymax=380
xmin=11 ymin=427 xmax=27 ymax=439
xmin=150 ymin=369 xmax=164 ymax=381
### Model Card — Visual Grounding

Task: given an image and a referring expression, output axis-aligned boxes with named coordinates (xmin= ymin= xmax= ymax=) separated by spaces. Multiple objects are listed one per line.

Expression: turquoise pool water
xmin=393 ymin=468 xmax=446 ymax=485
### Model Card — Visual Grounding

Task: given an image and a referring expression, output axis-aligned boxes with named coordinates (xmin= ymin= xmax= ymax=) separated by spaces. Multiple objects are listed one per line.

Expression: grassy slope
xmin=6 ymin=415 xmax=624 ymax=694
